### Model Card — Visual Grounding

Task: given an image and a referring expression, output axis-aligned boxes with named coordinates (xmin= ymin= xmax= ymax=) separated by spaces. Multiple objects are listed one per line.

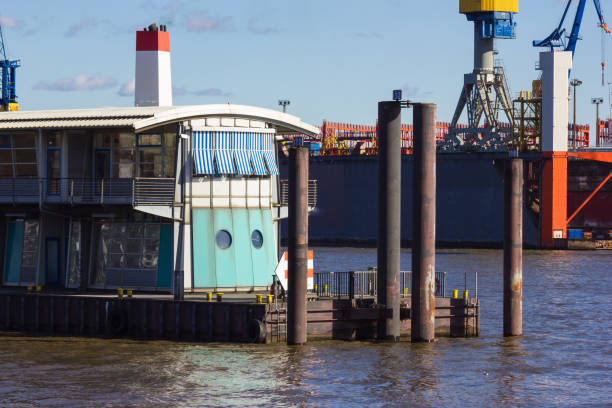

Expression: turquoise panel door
xmin=248 ymin=210 xmax=273 ymax=287
xmin=193 ymin=209 xmax=216 ymax=288
xmin=157 ymin=224 xmax=172 ymax=288
xmin=45 ymin=238 xmax=60 ymax=285
xmin=231 ymin=209 xmax=253 ymax=287
xmin=4 ymin=222 xmax=23 ymax=284
xmin=261 ymin=209 xmax=277 ymax=286
xmin=213 ymin=209 xmax=236 ymax=287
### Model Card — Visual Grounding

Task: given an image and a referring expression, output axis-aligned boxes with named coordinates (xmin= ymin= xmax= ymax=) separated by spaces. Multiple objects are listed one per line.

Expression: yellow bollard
xmin=314 ymin=283 xmax=318 ymax=292
xmin=463 ymin=290 xmax=469 ymax=299
xmin=324 ymin=284 xmax=328 ymax=295
xmin=206 ymin=292 xmax=213 ymax=302
xmin=404 ymin=287 xmax=409 ymax=297
xmin=127 ymin=289 xmax=133 ymax=298
xmin=117 ymin=288 xmax=124 ymax=298
xmin=452 ymin=289 xmax=458 ymax=299
xmin=267 ymin=294 xmax=274 ymax=304
xmin=27 ymin=285 xmax=33 ymax=292
xmin=256 ymin=294 xmax=263 ymax=304
xmin=36 ymin=285 xmax=42 ymax=292
xmin=216 ymin=293 xmax=223 ymax=302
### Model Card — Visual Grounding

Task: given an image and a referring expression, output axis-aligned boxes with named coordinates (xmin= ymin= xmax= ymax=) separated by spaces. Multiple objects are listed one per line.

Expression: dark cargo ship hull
xmin=280 ymin=153 xmax=540 ymax=248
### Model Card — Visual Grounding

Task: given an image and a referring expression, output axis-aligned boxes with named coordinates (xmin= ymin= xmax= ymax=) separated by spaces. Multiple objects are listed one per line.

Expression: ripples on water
xmin=0 ymin=249 xmax=611 ymax=407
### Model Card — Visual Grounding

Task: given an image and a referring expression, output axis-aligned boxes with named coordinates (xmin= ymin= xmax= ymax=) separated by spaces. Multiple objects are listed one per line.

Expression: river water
xmin=0 ymin=248 xmax=610 ymax=407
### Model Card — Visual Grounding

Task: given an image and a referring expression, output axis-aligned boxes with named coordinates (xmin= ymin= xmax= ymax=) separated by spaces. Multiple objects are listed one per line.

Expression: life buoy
xmin=435 ymin=278 xmax=441 ymax=296
xmin=247 ymin=319 xmax=266 ymax=343
xmin=108 ymin=309 xmax=127 ymax=334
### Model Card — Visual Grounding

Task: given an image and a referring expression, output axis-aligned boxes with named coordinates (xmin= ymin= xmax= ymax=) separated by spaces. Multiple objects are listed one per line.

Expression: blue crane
xmin=533 ymin=0 xmax=610 ymax=84
xmin=0 ymin=21 xmax=20 ymax=111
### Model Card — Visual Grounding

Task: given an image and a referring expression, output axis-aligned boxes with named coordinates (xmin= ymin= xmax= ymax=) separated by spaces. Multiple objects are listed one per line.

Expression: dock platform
xmin=0 ymin=289 xmax=479 ymax=343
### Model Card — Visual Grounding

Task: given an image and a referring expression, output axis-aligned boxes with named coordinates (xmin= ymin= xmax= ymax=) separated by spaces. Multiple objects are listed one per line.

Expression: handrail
xmin=280 ymin=179 xmax=318 ymax=207
xmin=313 ymin=270 xmax=447 ymax=299
xmin=0 ymin=177 xmax=175 ymax=207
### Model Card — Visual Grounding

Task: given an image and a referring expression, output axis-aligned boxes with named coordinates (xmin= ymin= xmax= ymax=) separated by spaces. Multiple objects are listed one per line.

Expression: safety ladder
xmin=270 ymin=307 xmax=287 ymax=343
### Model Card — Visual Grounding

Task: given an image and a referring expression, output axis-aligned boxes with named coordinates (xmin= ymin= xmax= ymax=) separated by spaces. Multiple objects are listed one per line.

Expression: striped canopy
xmin=233 ymin=132 xmax=252 ymax=175
xmin=249 ymin=133 xmax=267 ymax=176
xmin=193 ymin=131 xmax=214 ymax=175
xmin=262 ymin=133 xmax=279 ymax=175
xmin=214 ymin=131 xmax=235 ymax=174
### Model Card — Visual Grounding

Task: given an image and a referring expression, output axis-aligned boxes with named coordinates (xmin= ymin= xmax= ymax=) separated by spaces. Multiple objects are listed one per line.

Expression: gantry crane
xmin=0 ymin=20 xmax=20 ymax=111
xmin=445 ymin=0 xmax=519 ymax=152
xmin=533 ymin=0 xmax=611 ymax=84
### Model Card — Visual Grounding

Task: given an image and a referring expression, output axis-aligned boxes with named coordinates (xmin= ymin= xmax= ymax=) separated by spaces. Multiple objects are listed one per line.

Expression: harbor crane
xmin=445 ymin=0 xmax=518 ymax=152
xmin=533 ymin=0 xmax=611 ymax=85
xmin=0 ymin=19 xmax=19 ymax=111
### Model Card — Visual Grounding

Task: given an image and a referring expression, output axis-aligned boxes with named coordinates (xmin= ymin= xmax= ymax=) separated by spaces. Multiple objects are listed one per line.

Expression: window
xmin=21 ymin=220 xmax=39 ymax=267
xmin=251 ymin=230 xmax=263 ymax=249
xmin=0 ymin=132 xmax=38 ymax=177
xmin=215 ymin=230 xmax=232 ymax=249
xmin=92 ymin=220 xmax=163 ymax=286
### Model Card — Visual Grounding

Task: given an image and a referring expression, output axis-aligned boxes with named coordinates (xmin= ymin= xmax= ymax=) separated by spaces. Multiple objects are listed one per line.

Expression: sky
xmin=1 ymin=0 xmax=612 ymax=128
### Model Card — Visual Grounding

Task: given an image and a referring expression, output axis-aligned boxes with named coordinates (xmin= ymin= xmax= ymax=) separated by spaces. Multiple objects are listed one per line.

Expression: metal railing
xmin=313 ymin=270 xmax=447 ymax=299
xmin=0 ymin=177 xmax=175 ymax=206
xmin=133 ymin=178 xmax=175 ymax=206
xmin=279 ymin=179 xmax=318 ymax=208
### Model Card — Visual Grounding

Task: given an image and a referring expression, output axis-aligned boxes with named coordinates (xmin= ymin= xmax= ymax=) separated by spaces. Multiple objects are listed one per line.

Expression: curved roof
xmin=134 ymin=104 xmax=319 ymax=136
xmin=0 ymin=104 xmax=319 ymax=136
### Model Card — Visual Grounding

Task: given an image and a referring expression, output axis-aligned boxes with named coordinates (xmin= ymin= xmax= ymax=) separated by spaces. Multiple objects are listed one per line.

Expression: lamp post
xmin=570 ymin=79 xmax=582 ymax=149
xmin=592 ymin=97 xmax=604 ymax=147
xmin=279 ymin=99 xmax=290 ymax=113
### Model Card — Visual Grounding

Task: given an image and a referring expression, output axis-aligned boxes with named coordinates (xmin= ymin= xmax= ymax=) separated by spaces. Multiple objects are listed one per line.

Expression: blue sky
xmin=1 ymin=0 xmax=611 ymax=127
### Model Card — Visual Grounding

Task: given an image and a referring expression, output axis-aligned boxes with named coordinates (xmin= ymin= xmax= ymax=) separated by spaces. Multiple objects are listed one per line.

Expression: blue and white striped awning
xmin=262 ymin=133 xmax=279 ymax=175
xmin=249 ymin=133 xmax=267 ymax=176
xmin=193 ymin=131 xmax=214 ymax=175
xmin=215 ymin=131 xmax=235 ymax=174
xmin=233 ymin=132 xmax=252 ymax=175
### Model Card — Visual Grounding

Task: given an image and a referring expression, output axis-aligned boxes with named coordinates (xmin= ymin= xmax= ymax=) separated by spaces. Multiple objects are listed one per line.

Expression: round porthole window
xmin=215 ymin=230 xmax=232 ymax=249
xmin=251 ymin=230 xmax=264 ymax=249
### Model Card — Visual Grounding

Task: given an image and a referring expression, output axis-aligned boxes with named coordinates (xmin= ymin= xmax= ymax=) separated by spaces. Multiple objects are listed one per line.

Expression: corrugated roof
xmin=0 ymin=104 xmax=320 ymax=136
xmin=0 ymin=106 xmax=171 ymax=130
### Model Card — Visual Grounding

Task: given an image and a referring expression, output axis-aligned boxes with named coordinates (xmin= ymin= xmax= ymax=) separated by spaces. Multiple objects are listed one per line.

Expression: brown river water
xmin=0 ymin=248 xmax=611 ymax=407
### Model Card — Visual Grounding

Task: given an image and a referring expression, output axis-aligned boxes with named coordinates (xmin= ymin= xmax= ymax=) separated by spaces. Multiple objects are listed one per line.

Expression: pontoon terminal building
xmin=0 ymin=25 xmax=318 ymax=293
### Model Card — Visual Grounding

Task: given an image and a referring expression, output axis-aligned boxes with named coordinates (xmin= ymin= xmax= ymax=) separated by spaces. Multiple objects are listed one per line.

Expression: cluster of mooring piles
xmin=279 ymin=97 xmax=523 ymax=344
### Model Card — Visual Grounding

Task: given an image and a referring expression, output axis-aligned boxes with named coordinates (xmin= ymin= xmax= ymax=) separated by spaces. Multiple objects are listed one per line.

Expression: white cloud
xmin=65 ymin=19 xmax=100 ymax=37
xmin=173 ymin=85 xmax=231 ymax=97
xmin=118 ymin=79 xmax=136 ymax=97
xmin=33 ymin=74 xmax=118 ymax=92
xmin=0 ymin=16 xmax=18 ymax=28
xmin=184 ymin=12 xmax=231 ymax=32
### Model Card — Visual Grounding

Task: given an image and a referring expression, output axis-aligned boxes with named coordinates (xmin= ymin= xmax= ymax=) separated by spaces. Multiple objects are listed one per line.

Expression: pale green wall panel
xmin=231 ymin=209 xmax=254 ymax=287
xmin=192 ymin=209 xmax=216 ymax=288
xmin=213 ymin=209 xmax=236 ymax=287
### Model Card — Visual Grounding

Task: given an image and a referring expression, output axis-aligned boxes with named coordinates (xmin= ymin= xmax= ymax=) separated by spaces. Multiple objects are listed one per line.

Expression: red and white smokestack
xmin=135 ymin=24 xmax=172 ymax=107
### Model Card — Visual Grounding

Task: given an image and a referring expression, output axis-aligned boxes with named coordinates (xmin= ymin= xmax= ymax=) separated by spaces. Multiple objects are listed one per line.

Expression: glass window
xmin=15 ymin=150 xmax=36 ymax=163
xmin=0 ymin=165 xmax=12 ymax=177
xmin=251 ymin=230 xmax=264 ymax=249
xmin=15 ymin=133 xmax=35 ymax=148
xmin=138 ymin=134 xmax=162 ymax=146
xmin=0 ymin=132 xmax=38 ymax=177
xmin=0 ymin=135 xmax=10 ymax=147
xmin=21 ymin=220 xmax=39 ymax=267
xmin=216 ymin=230 xmax=232 ymax=249
xmin=67 ymin=221 xmax=81 ymax=288
xmin=0 ymin=150 xmax=12 ymax=163
xmin=15 ymin=165 xmax=37 ymax=177
xmin=46 ymin=133 xmax=61 ymax=147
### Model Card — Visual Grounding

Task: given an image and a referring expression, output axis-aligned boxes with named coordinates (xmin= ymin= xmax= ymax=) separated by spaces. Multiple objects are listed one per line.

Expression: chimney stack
xmin=135 ymin=23 xmax=172 ymax=107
